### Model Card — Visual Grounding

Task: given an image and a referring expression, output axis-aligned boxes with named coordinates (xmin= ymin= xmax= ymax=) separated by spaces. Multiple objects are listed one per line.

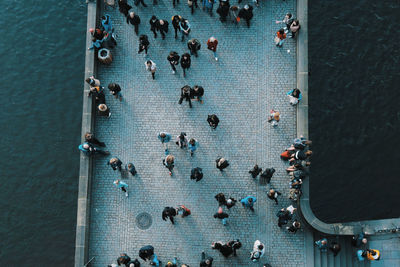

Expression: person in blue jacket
xmin=240 ymin=196 xmax=257 ymax=211
xmin=202 ymin=0 xmax=215 ymax=16
xmin=158 ymin=132 xmax=172 ymax=153
xmin=101 ymin=15 xmax=113 ymax=33
xmin=78 ymin=142 xmax=109 ymax=156
xmin=113 ymin=179 xmax=129 ymax=197
xmin=188 ymin=138 xmax=198 ymax=156
xmin=286 ymin=88 xmax=302 ymax=105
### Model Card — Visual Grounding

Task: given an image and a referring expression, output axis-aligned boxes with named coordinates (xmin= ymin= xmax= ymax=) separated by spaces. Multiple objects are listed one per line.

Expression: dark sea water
xmin=0 ymin=0 xmax=86 ymax=265
xmin=309 ymin=0 xmax=400 ymax=223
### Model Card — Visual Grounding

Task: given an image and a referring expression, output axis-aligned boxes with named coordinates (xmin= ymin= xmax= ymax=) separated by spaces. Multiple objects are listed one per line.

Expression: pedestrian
xmin=267 ymin=109 xmax=280 ymax=127
xmin=215 ymin=192 xmax=227 ymax=206
xmin=162 ymin=206 xmax=177 ymax=224
xmin=98 ymin=103 xmax=111 ymax=117
xmin=88 ymin=36 xmax=103 ymax=50
xmin=125 ymin=163 xmax=137 ymax=176
xmin=351 ymin=233 xmax=368 ymax=247
xmin=172 ymin=0 xmax=179 ymax=8
xmin=126 ymin=12 xmax=141 ymax=35
xmin=190 ymin=167 xmax=203 ymax=181
xmin=117 ymin=253 xmax=131 ymax=266
xmin=275 ymin=28 xmax=286 ymax=47
xmin=156 ymin=19 xmax=169 ymax=39
xmin=165 ymin=257 xmax=178 ymax=267
xmin=176 ymin=205 xmax=191 ymax=217
xmin=250 ymin=240 xmax=265 ymax=262
xmin=187 ymin=0 xmax=199 ymax=14
xmin=86 ymin=75 xmax=101 ymax=87
xmin=329 ymin=242 xmax=341 ymax=256
xmin=187 ymin=38 xmax=201 ymax=57
xmin=226 ymin=197 xmax=237 ymax=209
xmin=101 ymin=15 xmax=113 ymax=33
xmin=200 ymin=251 xmax=213 ymax=267
xmin=138 ymin=34 xmax=150 ymax=55
xmin=167 ymin=51 xmax=180 ymax=74
xmin=89 ymin=27 xmax=105 ymax=40
xmin=216 ymin=0 xmax=230 ymax=22
xmin=240 ymin=196 xmax=256 ymax=211
xmin=212 ymin=241 xmax=233 ymax=257
xmin=213 ymin=206 xmax=228 ymax=225
xmin=149 ymin=16 xmax=158 ymax=38
xmin=188 ymin=138 xmax=198 ymax=156
xmin=287 ymin=88 xmax=302 ymax=105
xmin=227 ymin=239 xmax=242 ymax=256
xmin=275 ymin=13 xmax=294 ymax=33
xmin=114 ymin=179 xmax=129 ymax=197
xmin=102 ymin=31 xmax=117 ymax=49
xmin=290 ymin=19 xmax=301 ymax=38
xmin=229 ymin=5 xmax=240 ymax=24
xmin=78 ymin=142 xmax=109 ymax=156
xmin=85 ymin=132 xmax=106 ymax=147
xmin=202 ymin=0 xmax=215 ymax=16
xmin=171 ymin=15 xmax=182 ymax=39
xmin=145 ymin=60 xmax=157 ymax=79
xmin=276 ymin=208 xmax=292 ymax=227
xmin=357 ymin=249 xmax=380 ymax=261
xmin=126 ymin=258 xmax=141 ymax=267
xmin=178 ymin=85 xmax=193 ymax=108
xmin=286 ymin=219 xmax=301 ymax=233
xmin=134 ymin=0 xmax=148 ymax=7
xmin=286 ymin=204 xmax=297 ymax=215
xmin=238 ymin=5 xmax=253 ymax=27
xmin=179 ymin=18 xmax=191 ymax=42
xmin=118 ymin=0 xmax=132 ymax=17
xmin=180 ymin=53 xmax=191 ymax=77
xmin=191 ymin=85 xmax=204 ymax=103
xmin=176 ymin=132 xmax=188 ymax=148
xmin=158 ymin=132 xmax=172 ymax=153
xmin=216 ymin=157 xmax=229 ymax=171
xmin=139 ymin=245 xmax=154 ymax=262
xmin=163 ymin=154 xmax=175 ymax=175
xmin=267 ymin=189 xmax=281 ymax=205
xmin=207 ymin=114 xmax=219 ymax=129
xmin=315 ymin=238 xmax=328 ymax=252
xmin=249 ymin=164 xmax=262 ymax=178
xmin=207 ymin=37 xmax=218 ymax=61
xmin=108 ymin=157 xmax=123 ymax=171
xmin=108 ymin=83 xmax=123 ymax=101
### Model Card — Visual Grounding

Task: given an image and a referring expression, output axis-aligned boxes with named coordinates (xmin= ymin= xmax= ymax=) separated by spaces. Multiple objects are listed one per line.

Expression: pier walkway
xmin=88 ymin=0 xmax=304 ymax=266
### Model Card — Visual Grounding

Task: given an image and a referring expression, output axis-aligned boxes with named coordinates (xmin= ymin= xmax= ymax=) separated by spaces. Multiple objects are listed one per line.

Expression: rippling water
xmin=0 ymin=0 xmax=86 ymax=265
xmin=309 ymin=0 xmax=400 ymax=223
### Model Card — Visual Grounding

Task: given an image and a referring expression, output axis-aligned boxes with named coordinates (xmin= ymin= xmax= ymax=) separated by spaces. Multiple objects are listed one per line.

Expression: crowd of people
xmin=75 ymin=0 xmax=327 ymax=266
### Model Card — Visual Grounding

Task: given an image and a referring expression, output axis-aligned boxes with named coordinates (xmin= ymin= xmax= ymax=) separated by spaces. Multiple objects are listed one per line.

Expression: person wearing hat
xmin=213 ymin=207 xmax=229 ymax=225
xmin=98 ymin=103 xmax=111 ymax=117
xmin=216 ymin=157 xmax=229 ymax=171
xmin=126 ymin=12 xmax=141 ymax=35
xmin=155 ymin=19 xmax=169 ymax=40
xmin=207 ymin=37 xmax=219 ymax=61
xmin=238 ymin=5 xmax=253 ymax=27
xmin=187 ymin=38 xmax=201 ymax=57
xmin=216 ymin=0 xmax=230 ymax=22
xmin=250 ymin=240 xmax=265 ymax=262
xmin=240 ymin=196 xmax=257 ymax=211
xmin=113 ymin=179 xmax=129 ymax=197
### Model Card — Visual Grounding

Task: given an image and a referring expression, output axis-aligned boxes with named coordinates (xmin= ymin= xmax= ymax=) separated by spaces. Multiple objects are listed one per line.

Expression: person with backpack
xmin=167 ymin=51 xmax=180 ymax=74
xmin=249 ymin=164 xmax=262 ymax=178
xmin=216 ymin=157 xmax=229 ymax=171
xmin=179 ymin=18 xmax=191 ymax=42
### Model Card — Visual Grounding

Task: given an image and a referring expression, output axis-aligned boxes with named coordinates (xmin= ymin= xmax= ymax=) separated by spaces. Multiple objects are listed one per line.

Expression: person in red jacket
xmin=207 ymin=36 xmax=219 ymax=61
xmin=276 ymin=28 xmax=286 ymax=47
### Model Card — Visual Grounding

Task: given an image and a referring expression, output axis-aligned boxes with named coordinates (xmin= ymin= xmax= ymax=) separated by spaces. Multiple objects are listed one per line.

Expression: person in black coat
xmin=126 ymin=258 xmax=141 ymax=267
xmin=191 ymin=85 xmax=204 ymax=103
xmin=216 ymin=0 xmax=230 ymax=22
xmin=85 ymin=132 xmax=106 ymax=147
xmin=187 ymin=38 xmax=201 ymax=57
xmin=117 ymin=253 xmax=131 ymax=266
xmin=149 ymin=15 xmax=158 ymax=38
xmin=216 ymin=157 xmax=229 ymax=171
xmin=139 ymin=245 xmax=154 ymax=261
xmin=276 ymin=208 xmax=292 ymax=227
xmin=167 ymin=51 xmax=180 ymax=74
xmin=180 ymin=53 xmax=191 ymax=77
xmin=200 ymin=252 xmax=213 ymax=267
xmin=227 ymin=240 xmax=242 ymax=256
xmin=215 ymin=193 xmax=227 ymax=206
xmin=212 ymin=242 xmax=233 ymax=257
xmin=249 ymin=164 xmax=262 ymax=178
xmin=190 ymin=167 xmax=203 ymax=181
xmin=118 ymin=0 xmax=132 ymax=16
xmin=238 ymin=4 xmax=253 ymax=27
xmin=171 ymin=15 xmax=182 ymax=39
xmin=155 ymin=19 xmax=169 ymax=39
xmin=138 ymin=34 xmax=150 ymax=55
xmin=260 ymin=167 xmax=275 ymax=184
xmin=162 ymin=207 xmax=177 ymax=224
xmin=127 ymin=12 xmax=141 ymax=35
xmin=178 ymin=85 xmax=192 ymax=108
xmin=207 ymin=114 xmax=219 ymax=129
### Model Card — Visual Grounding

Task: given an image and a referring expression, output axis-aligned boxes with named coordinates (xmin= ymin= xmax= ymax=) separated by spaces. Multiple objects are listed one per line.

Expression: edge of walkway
xmin=296 ymin=0 xmax=400 ymax=239
xmin=75 ymin=1 xmax=99 ymax=267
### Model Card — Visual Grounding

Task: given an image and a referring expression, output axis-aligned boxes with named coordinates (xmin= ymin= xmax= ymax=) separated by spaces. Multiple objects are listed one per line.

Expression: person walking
xmin=187 ymin=0 xmax=199 ymax=14
xmin=139 ymin=245 xmax=154 ymax=262
xmin=249 ymin=164 xmax=262 ymax=178
xmin=188 ymin=138 xmax=198 ymax=156
xmin=114 ymin=179 xmax=129 ymax=197
xmin=126 ymin=258 xmax=141 ymax=267
xmin=216 ymin=0 xmax=230 ymax=22
xmin=138 ymin=34 xmax=150 ymax=55
xmin=191 ymin=85 xmax=204 ymax=103
xmin=163 ymin=154 xmax=175 ymax=175
xmin=78 ymin=142 xmax=109 ymax=156
xmin=158 ymin=132 xmax=172 ymax=153
xmin=134 ymin=0 xmax=148 ymax=7
xmin=267 ymin=109 xmax=280 ymax=127
xmin=171 ymin=15 xmax=182 ymax=39
xmin=178 ymin=85 xmax=193 ymax=108
xmin=190 ymin=167 xmax=203 ymax=181
xmin=162 ymin=206 xmax=177 ymax=224
xmin=213 ymin=206 xmax=229 ymax=225
xmin=250 ymin=240 xmax=265 ymax=262
xmin=145 ymin=60 xmax=157 ymax=79
xmin=176 ymin=132 xmax=188 ymax=148
xmin=275 ymin=13 xmax=294 ymax=33
xmin=108 ymin=83 xmax=123 ymax=101
xmin=180 ymin=53 xmax=191 ymax=77
xmin=118 ymin=0 xmax=132 ymax=17
xmin=207 ymin=114 xmax=219 ymax=129
xmin=238 ymin=5 xmax=253 ymax=27
xmin=212 ymin=241 xmax=233 ymax=257
xmin=187 ymin=38 xmax=201 ymax=57
xmin=315 ymin=238 xmax=328 ymax=252
xmin=176 ymin=205 xmax=191 ymax=217
xmin=229 ymin=5 xmax=239 ymax=24
xmin=226 ymin=197 xmax=237 ymax=209
xmin=240 ymin=196 xmax=256 ymax=211
xmin=287 ymin=219 xmax=301 ymax=233
xmin=155 ymin=19 xmax=169 ymax=39
xmin=85 ymin=132 xmax=106 ymax=147
xmin=227 ymin=239 xmax=242 ymax=256
xmin=149 ymin=16 xmax=158 ymax=38
xmin=126 ymin=163 xmax=137 ymax=176
xmin=207 ymin=37 xmax=218 ymax=61
xmin=260 ymin=167 xmax=275 ymax=184
xmin=202 ymin=0 xmax=215 ymax=16
xmin=276 ymin=208 xmax=292 ymax=228
xmin=215 ymin=192 xmax=227 ymax=206
xmin=108 ymin=157 xmax=123 ymax=171
xmin=98 ymin=103 xmax=111 ymax=117
xmin=267 ymin=189 xmax=281 ymax=205
xmin=200 ymin=251 xmax=213 ymax=267
xmin=275 ymin=28 xmax=286 ymax=47
xmin=126 ymin=12 xmax=141 ymax=35
xmin=329 ymin=242 xmax=341 ymax=256
xmin=216 ymin=157 xmax=229 ymax=171
xmin=179 ymin=18 xmax=191 ymax=42
xmin=167 ymin=51 xmax=180 ymax=74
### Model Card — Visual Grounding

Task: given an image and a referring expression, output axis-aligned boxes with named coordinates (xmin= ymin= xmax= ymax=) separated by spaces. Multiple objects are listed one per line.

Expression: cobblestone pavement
xmin=89 ymin=0 xmax=304 ymax=266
